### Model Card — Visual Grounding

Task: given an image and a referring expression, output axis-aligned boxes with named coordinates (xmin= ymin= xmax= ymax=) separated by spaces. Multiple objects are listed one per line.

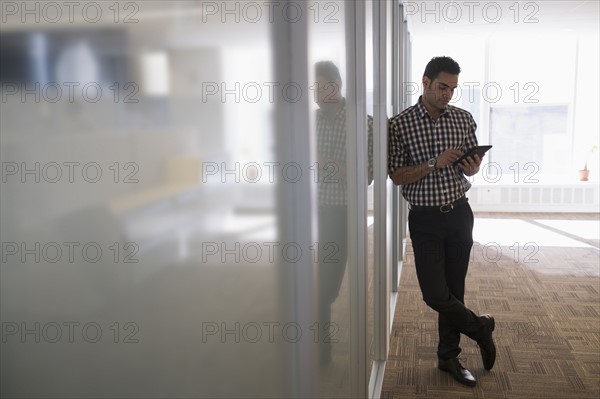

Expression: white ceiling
xmin=1 ymin=1 xmax=597 ymax=41
xmin=405 ymin=0 xmax=600 ymax=36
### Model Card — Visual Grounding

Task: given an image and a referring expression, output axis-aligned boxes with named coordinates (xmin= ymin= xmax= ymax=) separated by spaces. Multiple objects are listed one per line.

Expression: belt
xmin=409 ymin=196 xmax=468 ymax=213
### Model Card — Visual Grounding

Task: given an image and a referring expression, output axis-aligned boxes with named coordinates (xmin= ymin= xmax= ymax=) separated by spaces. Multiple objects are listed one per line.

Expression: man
xmin=388 ymin=56 xmax=496 ymax=387
xmin=314 ymin=61 xmax=373 ymax=364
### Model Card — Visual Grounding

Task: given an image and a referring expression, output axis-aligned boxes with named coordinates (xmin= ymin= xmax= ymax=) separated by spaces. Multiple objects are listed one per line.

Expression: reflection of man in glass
xmin=314 ymin=61 xmax=373 ymax=364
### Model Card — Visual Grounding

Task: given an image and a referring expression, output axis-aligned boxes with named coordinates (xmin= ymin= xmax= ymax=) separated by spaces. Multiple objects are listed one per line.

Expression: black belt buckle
xmin=439 ymin=202 xmax=454 ymax=213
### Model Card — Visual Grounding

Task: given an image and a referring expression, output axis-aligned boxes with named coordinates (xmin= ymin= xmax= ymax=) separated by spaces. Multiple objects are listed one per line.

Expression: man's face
xmin=422 ymin=71 xmax=458 ymax=111
xmin=314 ymin=75 xmax=342 ymax=108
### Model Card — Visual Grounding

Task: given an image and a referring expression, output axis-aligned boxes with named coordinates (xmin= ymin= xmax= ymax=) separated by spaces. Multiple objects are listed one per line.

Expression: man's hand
xmin=458 ymin=154 xmax=483 ymax=176
xmin=436 ymin=149 xmax=464 ymax=169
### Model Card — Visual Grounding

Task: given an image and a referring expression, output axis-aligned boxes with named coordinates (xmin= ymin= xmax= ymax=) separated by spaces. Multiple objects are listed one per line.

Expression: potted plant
xmin=579 ymin=163 xmax=590 ymax=181
xmin=579 ymin=145 xmax=598 ymax=181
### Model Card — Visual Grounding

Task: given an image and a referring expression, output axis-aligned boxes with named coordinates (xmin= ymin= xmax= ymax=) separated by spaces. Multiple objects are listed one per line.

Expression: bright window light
xmin=141 ymin=51 xmax=170 ymax=96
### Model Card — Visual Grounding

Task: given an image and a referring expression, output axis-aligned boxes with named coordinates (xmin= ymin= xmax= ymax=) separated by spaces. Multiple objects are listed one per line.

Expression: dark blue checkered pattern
xmin=388 ymin=96 xmax=478 ymax=206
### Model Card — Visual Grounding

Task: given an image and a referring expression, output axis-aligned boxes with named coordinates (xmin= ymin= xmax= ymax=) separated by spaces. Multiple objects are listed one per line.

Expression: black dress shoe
xmin=478 ymin=314 xmax=496 ymax=370
xmin=438 ymin=357 xmax=476 ymax=387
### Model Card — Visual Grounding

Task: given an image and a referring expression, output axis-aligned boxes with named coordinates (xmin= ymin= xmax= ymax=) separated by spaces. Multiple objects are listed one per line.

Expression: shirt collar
xmin=416 ymin=96 xmax=450 ymax=120
xmin=318 ymin=97 xmax=346 ymax=121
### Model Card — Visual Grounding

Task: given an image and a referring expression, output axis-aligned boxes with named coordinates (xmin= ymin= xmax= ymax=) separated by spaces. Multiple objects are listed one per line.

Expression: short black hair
xmin=315 ymin=61 xmax=341 ymax=82
xmin=423 ymin=56 xmax=461 ymax=80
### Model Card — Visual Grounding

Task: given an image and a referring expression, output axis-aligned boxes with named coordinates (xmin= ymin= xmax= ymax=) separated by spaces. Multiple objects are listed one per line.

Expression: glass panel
xmin=490 ymin=105 xmax=569 ymax=175
xmin=307 ymin=1 xmax=351 ymax=397
xmin=386 ymin=0 xmax=394 ymax=119
xmin=488 ymin=36 xmax=577 ymax=181
xmin=573 ymin=34 xmax=600 ymax=177
xmin=411 ymin=35 xmax=486 ymax=126
xmin=365 ymin=0 xmax=375 ymax=377
xmin=411 ymin=34 xmax=585 ymax=183
xmin=385 ymin=0 xmax=395 ymax=311
xmin=1 ymin=1 xmax=294 ymax=397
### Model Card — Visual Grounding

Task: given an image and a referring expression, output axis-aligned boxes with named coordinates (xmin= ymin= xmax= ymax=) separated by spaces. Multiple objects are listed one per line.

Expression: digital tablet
xmin=452 ymin=145 xmax=492 ymax=166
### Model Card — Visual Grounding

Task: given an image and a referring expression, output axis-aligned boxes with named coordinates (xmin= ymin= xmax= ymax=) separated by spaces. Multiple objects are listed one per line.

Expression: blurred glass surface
xmin=307 ymin=1 xmax=351 ymax=396
xmin=364 ymin=0 xmax=375 ymax=382
xmin=0 ymin=1 xmax=323 ymax=397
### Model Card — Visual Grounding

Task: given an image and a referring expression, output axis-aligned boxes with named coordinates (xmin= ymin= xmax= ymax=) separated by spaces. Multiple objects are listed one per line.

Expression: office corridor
xmin=382 ymin=213 xmax=600 ymax=399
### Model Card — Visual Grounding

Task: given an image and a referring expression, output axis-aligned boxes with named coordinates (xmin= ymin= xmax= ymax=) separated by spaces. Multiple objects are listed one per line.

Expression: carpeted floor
xmin=381 ymin=213 xmax=600 ymax=399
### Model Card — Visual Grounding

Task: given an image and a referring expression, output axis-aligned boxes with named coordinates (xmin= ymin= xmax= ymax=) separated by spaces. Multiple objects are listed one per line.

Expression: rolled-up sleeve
xmin=464 ymin=114 xmax=478 ymax=151
xmin=388 ymin=117 xmax=409 ymax=177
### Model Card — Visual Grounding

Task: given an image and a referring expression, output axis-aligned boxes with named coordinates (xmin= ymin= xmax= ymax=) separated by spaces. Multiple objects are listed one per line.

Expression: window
xmin=489 ymin=104 xmax=570 ymax=179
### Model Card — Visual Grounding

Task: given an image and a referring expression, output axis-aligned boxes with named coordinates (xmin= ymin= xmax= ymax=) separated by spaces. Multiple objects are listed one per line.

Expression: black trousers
xmin=408 ymin=201 xmax=484 ymax=360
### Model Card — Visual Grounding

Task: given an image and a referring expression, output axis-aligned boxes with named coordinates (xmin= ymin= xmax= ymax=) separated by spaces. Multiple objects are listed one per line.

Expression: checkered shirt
xmin=317 ymin=99 xmax=374 ymax=206
xmin=388 ymin=96 xmax=478 ymax=206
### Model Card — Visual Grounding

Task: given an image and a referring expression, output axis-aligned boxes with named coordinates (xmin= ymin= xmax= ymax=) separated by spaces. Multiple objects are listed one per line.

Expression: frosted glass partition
xmin=306 ymin=1 xmax=355 ymax=397
xmin=365 ymin=0 xmax=376 ymax=382
xmin=0 ymin=1 xmax=319 ymax=397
